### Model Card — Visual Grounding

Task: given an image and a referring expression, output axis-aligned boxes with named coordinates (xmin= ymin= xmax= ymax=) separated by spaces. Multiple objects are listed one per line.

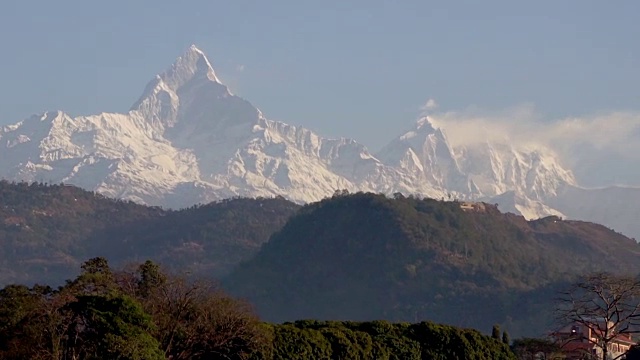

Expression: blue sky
xmin=1 ymin=1 xmax=638 ymax=153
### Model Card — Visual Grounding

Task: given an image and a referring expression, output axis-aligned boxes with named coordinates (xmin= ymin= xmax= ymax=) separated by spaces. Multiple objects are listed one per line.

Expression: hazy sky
xmin=1 ymin=1 xmax=638 ymax=156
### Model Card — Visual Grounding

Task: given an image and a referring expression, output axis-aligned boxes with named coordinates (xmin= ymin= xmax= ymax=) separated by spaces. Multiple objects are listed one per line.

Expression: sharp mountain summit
xmin=1 ymin=45 xmax=639 ymax=239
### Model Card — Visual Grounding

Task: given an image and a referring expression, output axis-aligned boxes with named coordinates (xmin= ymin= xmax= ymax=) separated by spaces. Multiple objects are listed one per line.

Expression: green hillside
xmin=3 ymin=182 xmax=639 ymax=338
xmin=225 ymin=192 xmax=640 ymax=337
xmin=0 ymin=181 xmax=299 ymax=285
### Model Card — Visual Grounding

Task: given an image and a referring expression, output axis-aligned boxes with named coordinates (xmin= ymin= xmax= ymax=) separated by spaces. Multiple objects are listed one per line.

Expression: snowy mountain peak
xmin=131 ymin=45 xmax=235 ymax=130
xmin=453 ymin=140 xmax=577 ymax=202
xmin=162 ymin=44 xmax=220 ymax=88
xmin=399 ymin=117 xmax=435 ymax=141
xmin=415 ymin=116 xmax=436 ymax=130
xmin=376 ymin=116 xmax=469 ymax=195
xmin=4 ymin=46 xmax=637 ymax=241
xmin=188 ymin=44 xmax=205 ymax=55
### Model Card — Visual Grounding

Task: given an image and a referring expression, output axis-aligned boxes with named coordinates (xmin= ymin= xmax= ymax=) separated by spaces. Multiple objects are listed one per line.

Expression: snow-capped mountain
xmin=376 ymin=118 xmax=473 ymax=195
xmin=453 ymin=142 xmax=576 ymax=200
xmin=0 ymin=46 xmax=440 ymax=206
xmin=1 ymin=45 xmax=639 ymax=240
xmin=374 ymin=116 xmax=579 ymax=219
xmin=375 ymin=118 xmax=640 ymax=239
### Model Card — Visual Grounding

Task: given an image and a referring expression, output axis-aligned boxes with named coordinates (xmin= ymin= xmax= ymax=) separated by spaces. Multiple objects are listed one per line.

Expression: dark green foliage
xmin=502 ymin=330 xmax=510 ymax=345
xmin=226 ymin=192 xmax=640 ymax=338
xmin=259 ymin=320 xmax=515 ymax=360
xmin=492 ymin=324 xmax=501 ymax=340
xmin=71 ymin=256 xmax=117 ymax=295
xmin=136 ymin=260 xmax=167 ymax=297
xmin=0 ymin=284 xmax=55 ymax=359
xmin=66 ymin=294 xmax=164 ymax=360
xmin=268 ymin=324 xmax=334 ymax=359
xmin=0 ymin=258 xmax=164 ymax=360
xmin=0 ymin=258 xmax=516 ymax=360
xmin=0 ymin=181 xmax=299 ymax=285
xmin=0 ymin=258 xmax=266 ymax=360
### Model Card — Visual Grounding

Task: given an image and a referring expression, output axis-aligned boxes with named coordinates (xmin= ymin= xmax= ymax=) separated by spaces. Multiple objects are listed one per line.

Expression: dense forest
xmin=0 ymin=181 xmax=299 ymax=285
xmin=225 ymin=192 xmax=640 ymax=337
xmin=2 ymin=182 xmax=640 ymax=339
xmin=0 ymin=258 xmax=515 ymax=360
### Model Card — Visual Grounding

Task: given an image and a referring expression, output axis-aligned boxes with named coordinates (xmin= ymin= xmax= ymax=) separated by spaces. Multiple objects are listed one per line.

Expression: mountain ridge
xmin=1 ymin=182 xmax=637 ymax=338
xmin=1 ymin=45 xmax=639 ymax=239
xmin=224 ymin=192 xmax=640 ymax=337
xmin=0 ymin=180 xmax=300 ymax=285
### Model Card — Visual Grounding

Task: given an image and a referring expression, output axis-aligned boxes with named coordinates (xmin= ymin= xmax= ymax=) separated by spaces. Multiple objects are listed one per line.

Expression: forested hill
xmin=3 ymin=182 xmax=640 ymax=338
xmin=0 ymin=181 xmax=299 ymax=285
xmin=225 ymin=192 xmax=640 ymax=337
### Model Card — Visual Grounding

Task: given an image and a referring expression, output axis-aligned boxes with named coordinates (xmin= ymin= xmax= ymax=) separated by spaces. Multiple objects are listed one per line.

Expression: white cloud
xmin=427 ymin=104 xmax=640 ymax=186
xmin=235 ymin=64 xmax=245 ymax=72
xmin=420 ymin=98 xmax=438 ymax=112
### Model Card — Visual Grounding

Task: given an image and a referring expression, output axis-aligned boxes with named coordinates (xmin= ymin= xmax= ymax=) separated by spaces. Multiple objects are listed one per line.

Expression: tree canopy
xmin=0 ymin=257 xmax=521 ymax=359
xmin=0 ymin=257 xmax=267 ymax=360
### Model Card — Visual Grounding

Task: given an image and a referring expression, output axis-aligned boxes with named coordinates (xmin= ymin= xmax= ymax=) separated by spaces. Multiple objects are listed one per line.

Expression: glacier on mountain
xmin=0 ymin=46 xmax=434 ymax=207
xmin=1 ymin=45 xmax=639 ymax=240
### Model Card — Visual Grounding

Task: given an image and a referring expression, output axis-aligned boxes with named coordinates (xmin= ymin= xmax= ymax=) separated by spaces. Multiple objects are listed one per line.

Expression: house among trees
xmin=552 ymin=320 xmax=634 ymax=359
xmin=459 ymin=201 xmax=488 ymax=212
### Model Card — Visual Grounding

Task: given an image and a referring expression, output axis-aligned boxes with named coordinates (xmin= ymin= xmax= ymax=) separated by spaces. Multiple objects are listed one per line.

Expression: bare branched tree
xmin=555 ymin=272 xmax=640 ymax=360
xmin=117 ymin=260 xmax=267 ymax=360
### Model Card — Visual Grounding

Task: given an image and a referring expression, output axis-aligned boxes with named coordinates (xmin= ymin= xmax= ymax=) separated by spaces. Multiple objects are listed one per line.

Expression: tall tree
xmin=71 ymin=257 xmax=117 ymax=296
xmin=120 ymin=262 xmax=268 ymax=359
xmin=502 ymin=330 xmax=510 ymax=345
xmin=64 ymin=294 xmax=163 ymax=360
xmin=555 ymin=272 xmax=640 ymax=360
xmin=492 ymin=324 xmax=501 ymax=340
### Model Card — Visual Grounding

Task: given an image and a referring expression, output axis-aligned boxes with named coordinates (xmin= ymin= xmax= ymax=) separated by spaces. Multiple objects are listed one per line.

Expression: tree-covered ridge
xmin=226 ymin=192 xmax=640 ymax=337
xmin=3 ymin=183 xmax=639 ymax=339
xmin=0 ymin=181 xmax=300 ymax=285
xmin=261 ymin=320 xmax=515 ymax=360
xmin=0 ymin=258 xmax=517 ymax=360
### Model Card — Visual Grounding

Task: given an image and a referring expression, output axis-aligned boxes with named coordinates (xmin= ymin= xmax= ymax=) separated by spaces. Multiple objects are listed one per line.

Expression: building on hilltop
xmin=459 ymin=202 xmax=487 ymax=212
xmin=551 ymin=319 xmax=634 ymax=359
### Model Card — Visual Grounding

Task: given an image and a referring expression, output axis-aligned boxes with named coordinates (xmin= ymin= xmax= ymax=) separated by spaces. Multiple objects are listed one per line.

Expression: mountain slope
xmin=224 ymin=193 xmax=640 ymax=337
xmin=0 ymin=181 xmax=299 ymax=285
xmin=377 ymin=118 xmax=471 ymax=195
xmin=546 ymin=184 xmax=640 ymax=241
xmin=0 ymin=46 xmax=442 ymax=206
xmin=379 ymin=117 xmax=640 ymax=239
xmin=376 ymin=117 xmax=579 ymax=219
xmin=1 ymin=45 xmax=639 ymax=241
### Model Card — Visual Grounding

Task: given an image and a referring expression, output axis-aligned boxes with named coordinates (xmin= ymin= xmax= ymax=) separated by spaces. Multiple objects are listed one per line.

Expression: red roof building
xmin=551 ymin=321 xmax=634 ymax=359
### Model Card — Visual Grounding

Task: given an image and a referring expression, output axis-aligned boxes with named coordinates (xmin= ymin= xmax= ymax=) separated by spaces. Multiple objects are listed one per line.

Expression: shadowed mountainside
xmin=2 ymin=182 xmax=639 ymax=337
xmin=225 ymin=192 xmax=640 ymax=337
xmin=0 ymin=181 xmax=299 ymax=285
